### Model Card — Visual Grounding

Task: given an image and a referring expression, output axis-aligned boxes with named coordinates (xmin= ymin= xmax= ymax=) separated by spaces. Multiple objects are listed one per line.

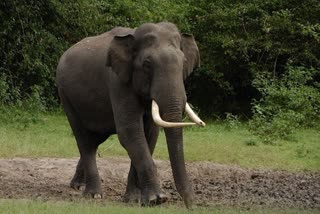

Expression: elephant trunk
xmin=150 ymin=73 xmax=201 ymax=208
xmin=156 ymin=97 xmax=194 ymax=208
xmin=164 ymin=114 xmax=194 ymax=209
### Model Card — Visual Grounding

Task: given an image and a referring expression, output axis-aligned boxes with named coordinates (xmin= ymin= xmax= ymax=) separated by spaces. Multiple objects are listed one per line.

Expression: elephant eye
xmin=143 ymin=58 xmax=152 ymax=70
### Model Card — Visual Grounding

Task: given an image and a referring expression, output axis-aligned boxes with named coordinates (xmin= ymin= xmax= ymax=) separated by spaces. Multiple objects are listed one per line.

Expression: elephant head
xmin=106 ymin=22 xmax=204 ymax=208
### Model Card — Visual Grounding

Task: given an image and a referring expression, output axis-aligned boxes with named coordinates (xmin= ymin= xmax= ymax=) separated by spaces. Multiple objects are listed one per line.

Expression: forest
xmin=1 ymin=0 xmax=320 ymax=142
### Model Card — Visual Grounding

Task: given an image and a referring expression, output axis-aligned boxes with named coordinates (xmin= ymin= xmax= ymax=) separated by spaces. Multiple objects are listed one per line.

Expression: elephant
xmin=56 ymin=22 xmax=205 ymax=208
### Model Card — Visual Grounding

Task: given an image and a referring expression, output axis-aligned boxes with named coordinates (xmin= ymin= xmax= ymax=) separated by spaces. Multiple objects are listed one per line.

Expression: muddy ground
xmin=0 ymin=157 xmax=319 ymax=209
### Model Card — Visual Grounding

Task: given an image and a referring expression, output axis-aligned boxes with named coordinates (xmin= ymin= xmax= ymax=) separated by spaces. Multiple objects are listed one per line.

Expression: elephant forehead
xmin=134 ymin=33 xmax=158 ymax=49
xmin=135 ymin=23 xmax=180 ymax=40
xmin=134 ymin=32 xmax=181 ymax=52
xmin=134 ymin=23 xmax=158 ymax=36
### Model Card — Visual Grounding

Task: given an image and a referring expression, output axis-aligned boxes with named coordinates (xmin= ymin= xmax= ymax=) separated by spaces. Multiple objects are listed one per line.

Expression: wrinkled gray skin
xmin=56 ymin=22 xmax=200 ymax=208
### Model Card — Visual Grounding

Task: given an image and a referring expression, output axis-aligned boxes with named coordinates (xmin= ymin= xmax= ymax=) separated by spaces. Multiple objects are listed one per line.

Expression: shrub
xmin=0 ymin=73 xmax=9 ymax=104
xmin=249 ymin=66 xmax=320 ymax=143
xmin=0 ymin=85 xmax=45 ymax=129
xmin=224 ymin=112 xmax=241 ymax=130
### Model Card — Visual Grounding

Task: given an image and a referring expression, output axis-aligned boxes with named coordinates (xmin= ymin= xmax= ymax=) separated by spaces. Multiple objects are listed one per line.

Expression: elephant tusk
xmin=151 ymin=100 xmax=197 ymax=128
xmin=185 ymin=103 xmax=206 ymax=127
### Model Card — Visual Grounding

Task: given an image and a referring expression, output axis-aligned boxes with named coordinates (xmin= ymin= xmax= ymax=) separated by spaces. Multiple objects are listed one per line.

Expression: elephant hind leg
xmin=75 ymin=131 xmax=106 ymax=198
xmin=70 ymin=132 xmax=109 ymax=192
xmin=58 ymin=87 xmax=108 ymax=198
xmin=69 ymin=123 xmax=110 ymax=199
xmin=70 ymin=157 xmax=85 ymax=190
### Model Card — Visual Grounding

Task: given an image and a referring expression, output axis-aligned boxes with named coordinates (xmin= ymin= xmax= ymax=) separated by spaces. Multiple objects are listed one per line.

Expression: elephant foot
xmin=83 ymin=190 xmax=103 ymax=199
xmin=181 ymin=191 xmax=194 ymax=210
xmin=82 ymin=180 xmax=103 ymax=199
xmin=123 ymin=188 xmax=141 ymax=203
xmin=123 ymin=193 xmax=141 ymax=203
xmin=141 ymin=193 xmax=168 ymax=206
xmin=156 ymin=193 xmax=168 ymax=204
xmin=124 ymin=187 xmax=168 ymax=206
xmin=70 ymin=171 xmax=85 ymax=190
xmin=70 ymin=180 xmax=85 ymax=191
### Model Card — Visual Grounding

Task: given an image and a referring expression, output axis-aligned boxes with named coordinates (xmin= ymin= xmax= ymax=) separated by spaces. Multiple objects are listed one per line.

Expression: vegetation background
xmin=1 ymin=0 xmax=320 ymax=142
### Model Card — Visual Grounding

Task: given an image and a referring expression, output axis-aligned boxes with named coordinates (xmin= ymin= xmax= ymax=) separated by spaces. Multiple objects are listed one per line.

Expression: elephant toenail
xmin=93 ymin=194 xmax=102 ymax=199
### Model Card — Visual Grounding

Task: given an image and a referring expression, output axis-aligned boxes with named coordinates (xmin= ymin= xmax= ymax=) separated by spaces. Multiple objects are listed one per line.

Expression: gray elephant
xmin=56 ymin=22 xmax=205 ymax=208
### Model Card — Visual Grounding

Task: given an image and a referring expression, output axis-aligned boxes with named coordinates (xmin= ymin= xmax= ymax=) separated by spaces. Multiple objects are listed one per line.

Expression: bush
xmin=249 ymin=66 xmax=320 ymax=143
xmin=0 ymin=73 xmax=10 ymax=104
xmin=224 ymin=112 xmax=241 ymax=130
xmin=0 ymin=86 xmax=45 ymax=129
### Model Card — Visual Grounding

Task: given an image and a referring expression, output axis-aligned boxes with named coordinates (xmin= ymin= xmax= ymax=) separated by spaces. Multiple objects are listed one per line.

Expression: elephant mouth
xmin=151 ymin=100 xmax=206 ymax=128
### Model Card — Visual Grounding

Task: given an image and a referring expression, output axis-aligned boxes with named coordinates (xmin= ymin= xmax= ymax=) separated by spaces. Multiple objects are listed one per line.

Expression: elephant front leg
xmin=117 ymin=124 xmax=162 ymax=206
xmin=123 ymin=164 xmax=141 ymax=203
xmin=125 ymin=164 xmax=167 ymax=205
xmin=124 ymin=114 xmax=167 ymax=205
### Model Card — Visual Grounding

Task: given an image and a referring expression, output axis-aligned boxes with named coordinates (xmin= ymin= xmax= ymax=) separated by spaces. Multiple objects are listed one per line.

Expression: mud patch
xmin=0 ymin=158 xmax=319 ymax=208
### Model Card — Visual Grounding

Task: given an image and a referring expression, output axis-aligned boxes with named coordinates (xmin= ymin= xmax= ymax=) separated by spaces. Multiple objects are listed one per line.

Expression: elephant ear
xmin=106 ymin=34 xmax=134 ymax=83
xmin=180 ymin=33 xmax=200 ymax=80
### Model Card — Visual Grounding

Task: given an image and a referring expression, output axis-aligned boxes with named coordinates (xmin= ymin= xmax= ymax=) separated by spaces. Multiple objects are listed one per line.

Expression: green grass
xmin=0 ymin=112 xmax=319 ymax=172
xmin=0 ymin=199 xmax=317 ymax=214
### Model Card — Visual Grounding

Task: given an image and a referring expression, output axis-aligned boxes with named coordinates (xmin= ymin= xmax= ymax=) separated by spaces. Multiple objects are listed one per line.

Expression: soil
xmin=0 ymin=157 xmax=319 ymax=209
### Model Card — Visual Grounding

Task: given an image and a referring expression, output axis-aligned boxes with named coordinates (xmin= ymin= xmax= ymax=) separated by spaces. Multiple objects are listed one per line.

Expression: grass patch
xmin=0 ymin=111 xmax=319 ymax=172
xmin=0 ymin=199 xmax=317 ymax=214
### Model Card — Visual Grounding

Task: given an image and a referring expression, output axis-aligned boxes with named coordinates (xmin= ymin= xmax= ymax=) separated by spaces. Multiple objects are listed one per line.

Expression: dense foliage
xmin=249 ymin=66 xmax=320 ymax=142
xmin=184 ymin=0 xmax=320 ymax=141
xmin=1 ymin=0 xmax=319 ymax=140
xmin=186 ymin=0 xmax=320 ymax=116
xmin=0 ymin=0 xmax=189 ymax=108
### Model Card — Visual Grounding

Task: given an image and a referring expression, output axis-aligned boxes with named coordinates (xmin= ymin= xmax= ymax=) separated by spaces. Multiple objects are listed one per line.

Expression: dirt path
xmin=0 ymin=157 xmax=319 ymax=208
